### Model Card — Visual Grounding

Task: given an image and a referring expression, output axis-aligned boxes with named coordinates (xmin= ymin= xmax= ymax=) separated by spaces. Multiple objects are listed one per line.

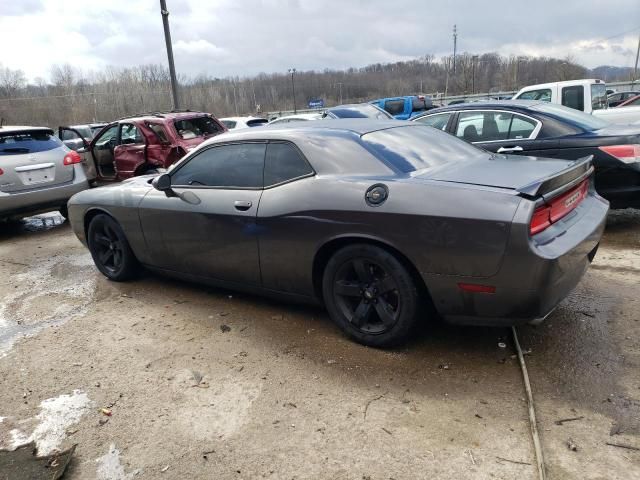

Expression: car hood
xmin=416 ymin=154 xmax=588 ymax=196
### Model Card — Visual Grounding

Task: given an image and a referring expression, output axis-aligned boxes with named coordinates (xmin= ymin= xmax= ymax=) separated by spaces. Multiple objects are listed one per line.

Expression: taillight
xmin=63 ymin=150 xmax=82 ymax=166
xmin=598 ymin=144 xmax=640 ymax=164
xmin=529 ymin=180 xmax=589 ymax=236
xmin=0 ymin=168 xmax=3 ymax=175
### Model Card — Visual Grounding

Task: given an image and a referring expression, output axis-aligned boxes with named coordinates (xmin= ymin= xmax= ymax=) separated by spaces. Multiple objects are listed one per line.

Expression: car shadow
xmin=0 ymin=212 xmax=69 ymax=241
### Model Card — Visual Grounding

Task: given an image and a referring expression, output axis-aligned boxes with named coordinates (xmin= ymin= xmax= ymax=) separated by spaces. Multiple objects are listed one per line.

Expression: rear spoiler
xmin=0 ymin=127 xmax=54 ymax=137
xmin=516 ymin=155 xmax=594 ymax=199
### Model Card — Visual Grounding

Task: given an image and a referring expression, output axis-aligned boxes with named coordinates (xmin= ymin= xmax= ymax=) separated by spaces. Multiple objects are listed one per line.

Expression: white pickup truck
xmin=513 ymin=79 xmax=640 ymax=125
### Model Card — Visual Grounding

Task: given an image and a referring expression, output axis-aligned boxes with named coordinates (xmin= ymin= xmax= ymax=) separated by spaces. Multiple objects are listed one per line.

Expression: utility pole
xmin=336 ymin=82 xmax=343 ymax=104
xmin=288 ymin=68 xmax=297 ymax=113
xmin=452 ymin=25 xmax=457 ymax=76
xmin=159 ymin=0 xmax=180 ymax=110
xmin=633 ymin=32 xmax=640 ymax=87
xmin=472 ymin=55 xmax=478 ymax=94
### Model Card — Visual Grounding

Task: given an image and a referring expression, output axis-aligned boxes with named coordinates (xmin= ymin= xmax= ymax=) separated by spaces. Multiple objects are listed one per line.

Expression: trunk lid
xmin=0 ymin=129 xmax=73 ymax=193
xmin=419 ymin=154 xmax=593 ymax=197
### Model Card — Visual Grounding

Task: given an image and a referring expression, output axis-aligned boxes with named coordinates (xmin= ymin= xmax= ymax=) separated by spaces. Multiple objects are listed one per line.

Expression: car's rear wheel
xmin=87 ymin=214 xmax=138 ymax=281
xmin=322 ymin=244 xmax=419 ymax=347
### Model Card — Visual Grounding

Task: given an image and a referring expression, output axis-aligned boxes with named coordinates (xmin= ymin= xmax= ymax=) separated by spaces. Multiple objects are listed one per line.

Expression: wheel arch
xmin=83 ymin=207 xmax=117 ymax=241
xmin=311 ymin=235 xmax=434 ymax=309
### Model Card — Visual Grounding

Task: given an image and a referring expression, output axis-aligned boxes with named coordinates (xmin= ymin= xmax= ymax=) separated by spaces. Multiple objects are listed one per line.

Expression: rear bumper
xmin=427 ymin=192 xmax=609 ymax=326
xmin=0 ymin=166 xmax=89 ymax=218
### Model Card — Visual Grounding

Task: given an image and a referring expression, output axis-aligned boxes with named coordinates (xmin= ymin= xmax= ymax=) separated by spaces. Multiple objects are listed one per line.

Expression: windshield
xmin=330 ymin=104 xmax=392 ymax=119
xmin=174 ymin=116 xmax=224 ymax=139
xmin=531 ymin=103 xmax=610 ymax=131
xmin=591 ymin=83 xmax=608 ymax=111
xmin=0 ymin=130 xmax=62 ymax=155
xmin=362 ymin=125 xmax=487 ymax=173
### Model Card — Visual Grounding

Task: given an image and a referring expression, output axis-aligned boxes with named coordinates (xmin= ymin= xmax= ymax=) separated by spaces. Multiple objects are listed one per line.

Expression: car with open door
xmin=61 ymin=110 xmax=226 ymax=183
xmin=412 ymin=100 xmax=640 ymax=209
xmin=58 ymin=123 xmax=107 ymax=151
xmin=68 ymin=120 xmax=607 ymax=347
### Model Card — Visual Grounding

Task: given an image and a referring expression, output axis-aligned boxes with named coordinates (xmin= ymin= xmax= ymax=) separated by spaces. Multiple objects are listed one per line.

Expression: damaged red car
xmin=60 ymin=111 xmax=227 ymax=183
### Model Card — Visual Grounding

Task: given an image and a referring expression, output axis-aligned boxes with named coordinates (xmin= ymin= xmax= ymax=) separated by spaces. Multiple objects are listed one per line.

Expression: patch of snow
xmin=7 ymin=390 xmax=91 ymax=455
xmin=96 ymin=444 xmax=140 ymax=480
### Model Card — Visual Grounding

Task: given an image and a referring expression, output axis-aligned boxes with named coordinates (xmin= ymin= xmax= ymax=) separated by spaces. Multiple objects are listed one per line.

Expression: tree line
xmin=0 ymin=52 xmax=633 ymax=128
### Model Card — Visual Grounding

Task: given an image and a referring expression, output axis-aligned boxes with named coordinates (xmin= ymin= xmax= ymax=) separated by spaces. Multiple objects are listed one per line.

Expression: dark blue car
xmin=412 ymin=100 xmax=640 ymax=209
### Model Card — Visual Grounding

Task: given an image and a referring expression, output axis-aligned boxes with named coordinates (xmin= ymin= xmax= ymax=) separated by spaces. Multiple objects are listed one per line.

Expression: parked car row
xmin=4 ymin=78 xmax=639 ymax=225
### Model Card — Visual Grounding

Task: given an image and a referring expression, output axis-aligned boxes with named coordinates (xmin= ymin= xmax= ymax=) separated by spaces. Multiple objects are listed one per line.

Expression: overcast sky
xmin=1 ymin=0 xmax=639 ymax=82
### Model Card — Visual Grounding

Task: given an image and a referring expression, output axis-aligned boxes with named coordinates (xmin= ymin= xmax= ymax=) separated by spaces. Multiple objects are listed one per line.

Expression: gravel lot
xmin=0 ymin=210 xmax=639 ymax=479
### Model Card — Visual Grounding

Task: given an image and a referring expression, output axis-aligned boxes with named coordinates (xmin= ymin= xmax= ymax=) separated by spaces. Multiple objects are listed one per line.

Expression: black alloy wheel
xmin=87 ymin=214 xmax=138 ymax=281
xmin=323 ymin=244 xmax=420 ymax=347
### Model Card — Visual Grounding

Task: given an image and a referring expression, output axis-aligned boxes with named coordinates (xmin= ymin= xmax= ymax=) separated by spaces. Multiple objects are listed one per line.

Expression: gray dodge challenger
xmin=68 ymin=120 xmax=608 ymax=347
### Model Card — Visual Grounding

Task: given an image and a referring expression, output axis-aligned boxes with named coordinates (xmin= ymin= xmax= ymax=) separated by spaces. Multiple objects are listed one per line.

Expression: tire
xmin=322 ymin=243 xmax=420 ymax=348
xmin=87 ymin=214 xmax=139 ymax=281
xmin=58 ymin=205 xmax=69 ymax=219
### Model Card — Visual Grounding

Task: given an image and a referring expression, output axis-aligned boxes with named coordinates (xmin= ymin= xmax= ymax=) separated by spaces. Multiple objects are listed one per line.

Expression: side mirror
xmin=152 ymin=173 xmax=172 ymax=193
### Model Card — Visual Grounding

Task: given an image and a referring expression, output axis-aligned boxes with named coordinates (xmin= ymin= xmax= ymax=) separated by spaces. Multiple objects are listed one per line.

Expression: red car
xmin=616 ymin=94 xmax=640 ymax=108
xmin=61 ymin=111 xmax=227 ymax=182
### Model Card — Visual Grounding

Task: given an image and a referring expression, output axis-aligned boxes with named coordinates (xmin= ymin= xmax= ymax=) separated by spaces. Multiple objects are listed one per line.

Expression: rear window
xmin=329 ymin=104 xmax=391 ymax=119
xmin=383 ymin=100 xmax=405 ymax=116
xmin=362 ymin=125 xmax=486 ymax=173
xmin=221 ymin=120 xmax=237 ymax=129
xmin=591 ymin=83 xmax=607 ymax=111
xmin=247 ymin=119 xmax=268 ymax=127
xmin=530 ymin=103 xmax=609 ymax=131
xmin=174 ymin=116 xmax=224 ymax=139
xmin=0 ymin=130 xmax=62 ymax=155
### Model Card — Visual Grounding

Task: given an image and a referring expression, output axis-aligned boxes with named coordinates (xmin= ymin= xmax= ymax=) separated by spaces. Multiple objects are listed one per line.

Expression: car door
xmin=89 ymin=123 xmax=119 ymax=179
xmin=138 ymin=142 xmax=266 ymax=285
xmin=113 ymin=123 xmax=147 ymax=179
xmin=452 ymin=110 xmax=550 ymax=156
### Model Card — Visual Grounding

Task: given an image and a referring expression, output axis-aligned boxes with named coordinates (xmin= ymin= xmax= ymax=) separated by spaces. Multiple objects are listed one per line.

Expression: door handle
xmin=234 ymin=200 xmax=252 ymax=211
xmin=497 ymin=146 xmax=524 ymax=153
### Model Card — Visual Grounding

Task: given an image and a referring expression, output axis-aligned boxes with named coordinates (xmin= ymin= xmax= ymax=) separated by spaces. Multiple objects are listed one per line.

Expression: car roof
xmin=516 ymin=78 xmax=604 ymax=90
xmin=116 ymin=111 xmax=212 ymax=122
xmin=220 ymin=116 xmax=266 ymax=122
xmin=0 ymin=125 xmax=53 ymax=134
xmin=270 ymin=113 xmax=324 ymax=121
xmin=414 ymin=100 xmax=545 ymax=116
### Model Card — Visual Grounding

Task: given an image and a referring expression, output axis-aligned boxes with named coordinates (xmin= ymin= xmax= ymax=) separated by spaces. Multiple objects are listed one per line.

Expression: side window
xmin=94 ymin=125 xmax=119 ymax=148
xmin=518 ymin=89 xmax=552 ymax=102
xmin=414 ymin=113 xmax=452 ymax=131
xmin=120 ymin=124 xmax=143 ymax=145
xmin=456 ymin=112 xmax=509 ymax=142
xmin=264 ymin=142 xmax=313 ymax=186
xmin=146 ymin=123 xmax=169 ymax=143
xmin=384 ymin=100 xmax=405 ymax=116
xmin=171 ymin=143 xmax=266 ymax=188
xmin=509 ymin=115 xmax=537 ymax=139
xmin=561 ymin=86 xmax=585 ymax=111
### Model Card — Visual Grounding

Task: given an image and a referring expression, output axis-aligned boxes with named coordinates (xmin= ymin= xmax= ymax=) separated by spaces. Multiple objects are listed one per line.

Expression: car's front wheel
xmin=322 ymin=244 xmax=420 ymax=347
xmin=87 ymin=214 xmax=138 ymax=281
